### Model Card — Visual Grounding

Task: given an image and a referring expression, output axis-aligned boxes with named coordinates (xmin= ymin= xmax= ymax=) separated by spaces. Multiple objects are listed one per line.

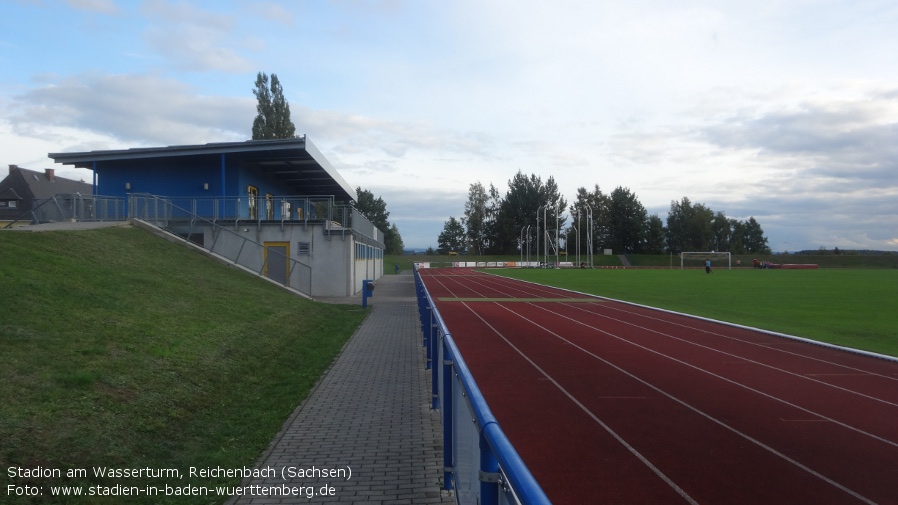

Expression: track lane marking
xmin=490 ymin=301 xmax=879 ymax=505
xmin=557 ymin=302 xmax=898 ymax=409
xmin=478 ymin=271 xmax=898 ymax=382
xmin=460 ymin=301 xmax=700 ymax=505
xmin=525 ymin=301 xmax=898 ymax=448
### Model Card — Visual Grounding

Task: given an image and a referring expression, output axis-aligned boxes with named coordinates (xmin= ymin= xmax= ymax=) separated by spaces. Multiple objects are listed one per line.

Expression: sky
xmin=2 ymin=0 xmax=897 ymax=252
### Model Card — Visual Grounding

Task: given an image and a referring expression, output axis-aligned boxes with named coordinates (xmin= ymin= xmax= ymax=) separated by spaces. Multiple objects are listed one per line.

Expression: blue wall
xmin=96 ymin=155 xmax=317 ymax=220
xmin=97 ymin=157 xmax=226 ymax=198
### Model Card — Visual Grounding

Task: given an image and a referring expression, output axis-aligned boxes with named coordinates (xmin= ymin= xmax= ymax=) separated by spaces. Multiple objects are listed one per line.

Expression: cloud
xmin=7 ymin=73 xmax=254 ymax=146
xmin=64 ymin=0 xmax=120 ymax=15
xmin=140 ymin=0 xmax=253 ymax=72
xmin=697 ymin=86 xmax=898 ymax=192
xmin=292 ymin=104 xmax=499 ymax=160
xmin=251 ymin=1 xmax=295 ymax=25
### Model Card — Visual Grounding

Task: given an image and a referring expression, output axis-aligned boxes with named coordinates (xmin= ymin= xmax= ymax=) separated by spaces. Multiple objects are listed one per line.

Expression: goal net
xmin=680 ymin=251 xmax=731 ymax=270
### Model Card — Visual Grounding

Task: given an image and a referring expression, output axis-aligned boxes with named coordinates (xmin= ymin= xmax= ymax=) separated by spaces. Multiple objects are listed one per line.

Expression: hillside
xmin=0 ymin=226 xmax=367 ymax=504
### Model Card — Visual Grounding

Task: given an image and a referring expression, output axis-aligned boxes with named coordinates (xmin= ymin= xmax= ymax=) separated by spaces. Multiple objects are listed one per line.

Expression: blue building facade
xmin=48 ymin=137 xmax=383 ymax=298
xmin=51 ymin=137 xmax=357 ymax=221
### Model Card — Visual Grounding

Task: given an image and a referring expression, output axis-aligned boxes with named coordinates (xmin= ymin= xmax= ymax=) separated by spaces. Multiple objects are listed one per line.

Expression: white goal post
xmin=680 ymin=251 xmax=732 ymax=270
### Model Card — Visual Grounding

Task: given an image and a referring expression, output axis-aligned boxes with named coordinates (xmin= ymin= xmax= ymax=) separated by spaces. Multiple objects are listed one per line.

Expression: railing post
xmin=431 ymin=327 xmax=439 ymax=410
xmin=480 ymin=430 xmax=500 ymax=505
xmin=441 ymin=338 xmax=454 ymax=492
xmin=426 ymin=306 xmax=434 ymax=369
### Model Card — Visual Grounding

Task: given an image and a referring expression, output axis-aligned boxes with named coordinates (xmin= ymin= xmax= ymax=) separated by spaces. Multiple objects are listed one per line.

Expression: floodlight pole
xmin=555 ymin=202 xmax=560 ymax=268
xmin=536 ymin=205 xmax=546 ymax=268
xmin=582 ymin=203 xmax=593 ymax=268
xmin=543 ymin=205 xmax=549 ymax=267
xmin=525 ymin=224 xmax=530 ymax=266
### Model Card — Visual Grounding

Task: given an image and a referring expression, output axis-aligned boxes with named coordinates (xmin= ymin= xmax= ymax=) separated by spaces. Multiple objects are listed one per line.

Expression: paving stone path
xmin=228 ymin=272 xmax=453 ymax=504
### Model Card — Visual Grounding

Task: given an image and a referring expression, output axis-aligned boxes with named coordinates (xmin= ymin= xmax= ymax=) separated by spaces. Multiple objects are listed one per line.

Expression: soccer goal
xmin=680 ymin=251 xmax=731 ymax=270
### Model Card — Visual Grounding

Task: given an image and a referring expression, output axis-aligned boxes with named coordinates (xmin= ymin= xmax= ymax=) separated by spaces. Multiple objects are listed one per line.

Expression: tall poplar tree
xmin=252 ymin=72 xmax=296 ymax=140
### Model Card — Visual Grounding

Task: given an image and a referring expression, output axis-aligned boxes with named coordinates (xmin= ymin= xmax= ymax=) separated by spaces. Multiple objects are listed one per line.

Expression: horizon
xmin=2 ymin=1 xmax=897 ymax=251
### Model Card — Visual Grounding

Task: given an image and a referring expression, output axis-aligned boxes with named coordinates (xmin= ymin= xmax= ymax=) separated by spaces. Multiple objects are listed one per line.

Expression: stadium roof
xmin=49 ymin=136 xmax=357 ymax=202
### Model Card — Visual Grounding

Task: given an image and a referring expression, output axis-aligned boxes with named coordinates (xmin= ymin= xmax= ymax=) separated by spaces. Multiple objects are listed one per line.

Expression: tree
xmin=666 ymin=197 xmax=714 ymax=252
xmin=464 ymin=182 xmax=493 ymax=255
xmin=644 ymin=215 xmax=666 ymax=254
xmin=571 ymin=185 xmax=610 ymax=254
xmin=607 ymin=186 xmax=647 ymax=253
xmin=742 ymin=217 xmax=771 ymax=254
xmin=386 ymin=223 xmax=404 ymax=255
xmin=352 ymin=187 xmax=404 ymax=255
xmin=495 ymin=172 xmax=543 ymax=254
xmin=711 ymin=211 xmax=732 ymax=252
xmin=438 ymin=217 xmax=466 ymax=254
xmin=252 ymin=72 xmax=296 ymax=140
xmin=541 ymin=175 xmax=568 ymax=251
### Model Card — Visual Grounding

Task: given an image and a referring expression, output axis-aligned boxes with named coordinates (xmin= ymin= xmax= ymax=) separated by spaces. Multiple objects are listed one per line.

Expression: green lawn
xmin=489 ymin=268 xmax=898 ymax=357
xmin=0 ymin=227 xmax=367 ymax=504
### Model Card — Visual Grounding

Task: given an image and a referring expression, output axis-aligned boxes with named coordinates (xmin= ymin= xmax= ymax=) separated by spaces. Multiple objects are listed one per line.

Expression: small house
xmin=0 ymin=165 xmax=92 ymax=226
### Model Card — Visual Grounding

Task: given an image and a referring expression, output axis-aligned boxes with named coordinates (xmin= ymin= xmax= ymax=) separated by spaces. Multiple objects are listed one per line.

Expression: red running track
xmin=419 ymin=268 xmax=898 ymax=505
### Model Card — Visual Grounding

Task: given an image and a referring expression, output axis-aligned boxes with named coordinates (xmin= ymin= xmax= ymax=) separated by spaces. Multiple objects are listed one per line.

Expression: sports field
xmin=488 ymin=268 xmax=898 ymax=357
xmin=419 ymin=268 xmax=898 ymax=504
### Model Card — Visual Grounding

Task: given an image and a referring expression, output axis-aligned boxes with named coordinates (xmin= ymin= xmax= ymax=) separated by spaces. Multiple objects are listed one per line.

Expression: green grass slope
xmin=0 ymin=226 xmax=367 ymax=504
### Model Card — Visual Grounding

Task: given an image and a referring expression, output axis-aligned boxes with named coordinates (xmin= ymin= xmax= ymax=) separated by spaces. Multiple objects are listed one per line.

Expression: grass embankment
xmin=0 ymin=226 xmax=367 ymax=504
xmin=491 ymin=268 xmax=898 ymax=357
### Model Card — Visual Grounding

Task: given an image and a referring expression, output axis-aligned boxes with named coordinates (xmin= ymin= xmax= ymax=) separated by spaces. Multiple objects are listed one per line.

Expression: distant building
xmin=0 ymin=165 xmax=92 ymax=226
xmin=48 ymin=137 xmax=383 ymax=298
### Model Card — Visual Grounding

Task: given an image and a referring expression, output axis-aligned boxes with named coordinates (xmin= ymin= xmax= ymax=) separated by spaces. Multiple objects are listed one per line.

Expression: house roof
xmin=48 ymin=136 xmax=358 ymax=202
xmin=0 ymin=167 xmax=92 ymax=200
xmin=0 ymin=187 xmax=23 ymax=200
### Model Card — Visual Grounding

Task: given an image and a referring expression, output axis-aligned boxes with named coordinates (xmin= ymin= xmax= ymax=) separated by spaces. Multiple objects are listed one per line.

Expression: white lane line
xmin=560 ymin=302 xmax=898 ymax=408
xmin=490 ymin=302 xmax=879 ymax=505
xmin=566 ymin=294 xmax=898 ymax=382
xmin=462 ymin=301 xmax=700 ymax=505
xmin=526 ymin=302 xmax=898 ymax=448
xmin=481 ymin=271 xmax=898 ymax=380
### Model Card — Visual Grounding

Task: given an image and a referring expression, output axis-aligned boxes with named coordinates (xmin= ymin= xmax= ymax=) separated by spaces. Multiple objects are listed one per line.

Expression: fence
xmin=128 ymin=194 xmax=314 ymax=297
xmin=3 ymin=194 xmax=126 ymax=227
xmin=414 ymin=266 xmax=551 ymax=505
xmin=127 ymin=194 xmax=383 ymax=249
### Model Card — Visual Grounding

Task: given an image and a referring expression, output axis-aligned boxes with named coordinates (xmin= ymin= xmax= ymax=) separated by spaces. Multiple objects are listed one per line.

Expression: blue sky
xmin=2 ymin=0 xmax=897 ymax=251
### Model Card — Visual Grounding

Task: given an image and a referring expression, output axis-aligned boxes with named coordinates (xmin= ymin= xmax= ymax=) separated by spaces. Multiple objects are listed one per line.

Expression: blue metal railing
xmin=414 ymin=265 xmax=551 ymax=505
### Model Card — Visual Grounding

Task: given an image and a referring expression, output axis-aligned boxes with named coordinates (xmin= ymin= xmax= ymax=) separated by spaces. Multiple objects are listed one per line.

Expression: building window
xmin=265 ymin=193 xmax=274 ymax=220
xmin=247 ymin=185 xmax=258 ymax=220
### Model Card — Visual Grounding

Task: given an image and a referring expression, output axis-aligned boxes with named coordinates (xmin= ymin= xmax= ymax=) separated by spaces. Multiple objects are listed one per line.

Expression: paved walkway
xmin=228 ymin=272 xmax=453 ymax=505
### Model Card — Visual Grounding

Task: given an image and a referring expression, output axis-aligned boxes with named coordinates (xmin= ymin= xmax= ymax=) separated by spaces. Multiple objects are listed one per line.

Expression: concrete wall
xmin=198 ymin=222 xmax=382 ymax=297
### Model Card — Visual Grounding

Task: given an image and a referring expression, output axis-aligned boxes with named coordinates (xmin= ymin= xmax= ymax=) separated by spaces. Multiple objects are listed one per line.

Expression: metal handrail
xmin=415 ymin=265 xmax=551 ymax=505
xmin=129 ymin=194 xmax=314 ymax=296
xmin=2 ymin=194 xmax=126 ymax=228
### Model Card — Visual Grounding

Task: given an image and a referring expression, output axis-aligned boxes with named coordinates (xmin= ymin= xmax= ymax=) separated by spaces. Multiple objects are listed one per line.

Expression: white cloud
xmin=7 ymin=73 xmax=253 ymax=145
xmin=140 ymin=0 xmax=253 ymax=72
xmin=65 ymin=0 xmax=120 ymax=15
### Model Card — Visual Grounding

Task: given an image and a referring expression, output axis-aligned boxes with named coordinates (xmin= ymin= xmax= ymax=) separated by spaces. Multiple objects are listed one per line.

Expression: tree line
xmin=438 ymin=171 xmax=770 ymax=256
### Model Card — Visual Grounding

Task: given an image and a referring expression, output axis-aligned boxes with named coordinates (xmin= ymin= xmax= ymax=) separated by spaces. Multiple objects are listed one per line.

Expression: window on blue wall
xmin=247 ymin=185 xmax=258 ymax=220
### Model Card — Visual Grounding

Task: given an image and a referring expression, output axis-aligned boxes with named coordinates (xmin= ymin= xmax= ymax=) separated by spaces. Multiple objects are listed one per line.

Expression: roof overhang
xmin=49 ymin=137 xmax=357 ymax=202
